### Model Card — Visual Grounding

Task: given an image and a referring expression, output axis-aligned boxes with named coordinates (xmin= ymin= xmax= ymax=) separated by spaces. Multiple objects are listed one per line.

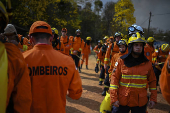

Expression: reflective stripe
xmin=152 ymin=57 xmax=157 ymax=61
xmin=97 ymin=59 xmax=100 ymax=61
xmin=120 ymin=82 xmax=147 ymax=88
xmin=109 ymin=73 xmax=112 ymax=77
xmin=149 ymin=88 xmax=156 ymax=90
xmin=104 ymin=58 xmax=109 ymax=61
xmin=23 ymin=45 xmax=28 ymax=51
xmin=122 ymin=75 xmax=147 ymax=80
xmin=99 ymin=78 xmax=104 ymax=81
xmin=70 ymin=48 xmax=73 ymax=50
xmin=79 ymin=48 xmax=82 ymax=51
xmin=104 ymin=85 xmax=109 ymax=88
xmin=110 ymin=84 xmax=118 ymax=89
xmin=101 ymin=62 xmax=104 ymax=65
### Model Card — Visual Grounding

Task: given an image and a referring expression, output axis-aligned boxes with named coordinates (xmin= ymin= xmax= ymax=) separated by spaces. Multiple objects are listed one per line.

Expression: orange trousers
xmin=81 ymin=55 xmax=89 ymax=65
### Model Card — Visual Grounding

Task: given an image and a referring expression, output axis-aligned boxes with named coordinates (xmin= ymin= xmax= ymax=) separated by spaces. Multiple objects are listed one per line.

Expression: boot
xmin=102 ymin=87 xmax=109 ymax=96
xmin=99 ymin=81 xmax=103 ymax=85
xmin=86 ymin=65 xmax=88 ymax=69
xmin=80 ymin=64 xmax=82 ymax=69
xmin=79 ymin=67 xmax=81 ymax=73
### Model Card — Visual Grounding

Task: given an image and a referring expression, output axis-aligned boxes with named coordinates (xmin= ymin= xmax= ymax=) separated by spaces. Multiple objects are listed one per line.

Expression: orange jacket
xmin=82 ymin=42 xmax=91 ymax=55
xmin=144 ymin=43 xmax=154 ymax=62
xmin=104 ymin=42 xmax=119 ymax=65
xmin=60 ymin=35 xmax=72 ymax=55
xmin=110 ymin=59 xmax=157 ymax=107
xmin=53 ymin=41 xmax=65 ymax=54
xmin=98 ymin=48 xmax=106 ymax=66
xmin=108 ymin=50 xmax=128 ymax=74
xmin=93 ymin=45 xmax=100 ymax=54
xmin=23 ymin=44 xmax=82 ymax=113
xmin=70 ymin=37 xmax=84 ymax=54
xmin=5 ymin=43 xmax=32 ymax=113
xmin=160 ymin=55 xmax=170 ymax=104
xmin=152 ymin=48 xmax=169 ymax=63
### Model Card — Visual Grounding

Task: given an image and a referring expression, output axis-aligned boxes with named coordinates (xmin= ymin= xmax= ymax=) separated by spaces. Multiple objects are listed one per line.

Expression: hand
xmin=73 ymin=50 xmax=78 ymax=55
xmin=104 ymin=64 xmax=107 ymax=70
xmin=148 ymin=101 xmax=156 ymax=109
xmin=113 ymin=101 xmax=119 ymax=107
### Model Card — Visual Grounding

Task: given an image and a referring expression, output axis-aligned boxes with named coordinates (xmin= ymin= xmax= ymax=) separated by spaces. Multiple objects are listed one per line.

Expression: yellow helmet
xmin=0 ymin=1 xmax=9 ymax=30
xmin=98 ymin=40 xmax=103 ymax=44
xmin=51 ymin=28 xmax=58 ymax=35
xmin=161 ymin=43 xmax=169 ymax=52
xmin=86 ymin=37 xmax=92 ymax=40
xmin=128 ymin=32 xmax=146 ymax=44
xmin=147 ymin=37 xmax=155 ymax=42
xmin=103 ymin=36 xmax=109 ymax=39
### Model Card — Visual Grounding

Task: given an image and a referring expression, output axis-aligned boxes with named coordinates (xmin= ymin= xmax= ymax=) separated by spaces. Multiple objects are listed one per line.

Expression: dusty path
xmin=66 ymin=55 xmax=170 ymax=113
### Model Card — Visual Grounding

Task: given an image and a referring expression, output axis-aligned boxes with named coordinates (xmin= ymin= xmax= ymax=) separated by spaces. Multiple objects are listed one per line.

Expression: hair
xmin=31 ymin=32 xmax=52 ymax=41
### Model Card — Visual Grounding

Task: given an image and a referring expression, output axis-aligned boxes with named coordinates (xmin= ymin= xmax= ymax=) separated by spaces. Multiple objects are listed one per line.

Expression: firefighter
xmin=59 ymin=28 xmax=72 ymax=55
xmin=152 ymin=43 xmax=169 ymax=87
xmin=81 ymin=37 xmax=91 ymax=69
xmin=103 ymin=36 xmax=109 ymax=45
xmin=160 ymin=54 xmax=170 ymax=104
xmin=102 ymin=39 xmax=128 ymax=96
xmin=98 ymin=44 xmax=108 ymax=85
xmin=104 ymin=32 xmax=121 ymax=72
xmin=110 ymin=32 xmax=157 ymax=113
xmin=144 ymin=37 xmax=155 ymax=62
xmin=93 ymin=40 xmax=103 ymax=68
xmin=128 ymin=24 xmax=144 ymax=37
xmin=23 ymin=21 xmax=82 ymax=113
xmin=70 ymin=29 xmax=84 ymax=73
xmin=18 ymin=34 xmax=33 ymax=51
xmin=51 ymin=27 xmax=65 ymax=53
xmin=0 ymin=1 xmax=32 ymax=113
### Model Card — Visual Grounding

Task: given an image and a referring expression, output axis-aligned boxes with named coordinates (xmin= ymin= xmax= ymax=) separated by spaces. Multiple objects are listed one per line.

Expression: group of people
xmin=93 ymin=25 xmax=170 ymax=113
xmin=0 ymin=1 xmax=170 ymax=113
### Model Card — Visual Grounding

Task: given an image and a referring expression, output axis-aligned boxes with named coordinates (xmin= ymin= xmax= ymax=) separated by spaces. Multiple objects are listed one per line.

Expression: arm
xmin=110 ymin=59 xmax=122 ymax=105
xmin=93 ymin=45 xmax=99 ymax=54
xmin=104 ymin=44 xmax=111 ymax=65
xmin=68 ymin=68 xmax=82 ymax=100
xmin=12 ymin=61 xmax=32 ymax=113
xmin=147 ymin=64 xmax=157 ymax=103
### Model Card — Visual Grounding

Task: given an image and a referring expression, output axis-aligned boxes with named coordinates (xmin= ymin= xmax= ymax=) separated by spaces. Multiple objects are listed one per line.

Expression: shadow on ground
xmin=154 ymin=102 xmax=170 ymax=112
xmin=66 ymin=106 xmax=85 ymax=113
xmin=81 ymin=76 xmax=99 ymax=82
xmin=82 ymin=84 xmax=103 ymax=94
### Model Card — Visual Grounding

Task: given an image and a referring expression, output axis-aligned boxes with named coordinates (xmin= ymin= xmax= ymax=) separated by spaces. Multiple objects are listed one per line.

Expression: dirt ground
xmin=66 ymin=55 xmax=170 ymax=113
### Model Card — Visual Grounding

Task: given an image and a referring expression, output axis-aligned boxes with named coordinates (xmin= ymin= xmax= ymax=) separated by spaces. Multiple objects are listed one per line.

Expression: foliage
xmin=112 ymin=0 xmax=136 ymax=37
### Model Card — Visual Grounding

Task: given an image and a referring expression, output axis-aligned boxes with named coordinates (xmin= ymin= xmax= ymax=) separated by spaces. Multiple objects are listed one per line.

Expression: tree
xmin=112 ymin=0 xmax=136 ymax=36
xmin=94 ymin=0 xmax=103 ymax=15
xmin=101 ymin=1 xmax=116 ymax=36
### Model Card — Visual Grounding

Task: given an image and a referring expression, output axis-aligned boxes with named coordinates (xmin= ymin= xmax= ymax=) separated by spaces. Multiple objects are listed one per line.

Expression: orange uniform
xmin=144 ymin=43 xmax=154 ymax=62
xmin=70 ymin=36 xmax=84 ymax=54
xmin=160 ymin=55 xmax=170 ymax=104
xmin=108 ymin=50 xmax=128 ymax=74
xmin=60 ymin=35 xmax=72 ymax=55
xmin=110 ymin=59 xmax=157 ymax=107
xmin=23 ymin=44 xmax=82 ymax=113
xmin=5 ymin=43 xmax=32 ymax=113
xmin=98 ymin=48 xmax=106 ymax=66
xmin=53 ymin=40 xmax=65 ymax=54
xmin=104 ymin=42 xmax=119 ymax=65
xmin=93 ymin=45 xmax=101 ymax=64
xmin=81 ymin=42 xmax=91 ymax=65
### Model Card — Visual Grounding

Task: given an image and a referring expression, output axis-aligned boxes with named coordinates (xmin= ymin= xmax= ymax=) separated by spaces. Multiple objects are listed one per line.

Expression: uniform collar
xmin=33 ymin=44 xmax=53 ymax=50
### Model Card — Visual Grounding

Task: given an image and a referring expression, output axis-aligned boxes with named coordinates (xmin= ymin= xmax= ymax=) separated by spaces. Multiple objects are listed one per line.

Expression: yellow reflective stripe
xmin=70 ymin=48 xmax=73 ymax=50
xmin=79 ymin=48 xmax=82 ymax=51
xmin=104 ymin=58 xmax=109 ymax=61
xmin=152 ymin=57 xmax=157 ymax=61
xmin=23 ymin=45 xmax=28 ymax=51
xmin=110 ymin=84 xmax=118 ymax=89
xmin=104 ymin=85 xmax=109 ymax=88
xmin=120 ymin=82 xmax=147 ymax=88
xmin=149 ymin=88 xmax=156 ymax=90
xmin=97 ymin=59 xmax=100 ymax=61
xmin=99 ymin=78 xmax=104 ymax=81
xmin=122 ymin=75 xmax=147 ymax=80
xmin=101 ymin=62 xmax=104 ymax=65
xmin=71 ymin=51 xmax=73 ymax=54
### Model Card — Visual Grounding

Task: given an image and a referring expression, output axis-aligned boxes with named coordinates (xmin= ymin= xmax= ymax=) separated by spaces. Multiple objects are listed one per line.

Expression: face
xmin=119 ymin=45 xmax=126 ymax=53
xmin=115 ymin=36 xmax=121 ymax=42
xmin=76 ymin=32 xmax=80 ymax=36
xmin=133 ymin=42 xmax=143 ymax=54
xmin=61 ymin=31 xmax=67 ymax=37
